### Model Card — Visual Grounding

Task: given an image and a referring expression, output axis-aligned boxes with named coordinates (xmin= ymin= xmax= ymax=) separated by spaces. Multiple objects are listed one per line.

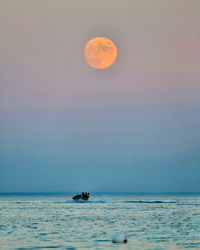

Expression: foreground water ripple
xmin=0 ymin=194 xmax=200 ymax=249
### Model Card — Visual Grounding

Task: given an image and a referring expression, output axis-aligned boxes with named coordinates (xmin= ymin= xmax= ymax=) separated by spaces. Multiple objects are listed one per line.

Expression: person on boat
xmin=80 ymin=192 xmax=87 ymax=200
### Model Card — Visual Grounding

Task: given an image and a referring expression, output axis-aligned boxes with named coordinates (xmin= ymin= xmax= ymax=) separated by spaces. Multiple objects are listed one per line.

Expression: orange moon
xmin=84 ymin=37 xmax=117 ymax=69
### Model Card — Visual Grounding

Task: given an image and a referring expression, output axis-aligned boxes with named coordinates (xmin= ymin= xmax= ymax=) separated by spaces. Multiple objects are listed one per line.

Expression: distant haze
xmin=0 ymin=0 xmax=200 ymax=192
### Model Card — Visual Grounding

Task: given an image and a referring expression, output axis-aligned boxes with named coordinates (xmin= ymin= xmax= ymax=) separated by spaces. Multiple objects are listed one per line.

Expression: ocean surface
xmin=0 ymin=193 xmax=200 ymax=249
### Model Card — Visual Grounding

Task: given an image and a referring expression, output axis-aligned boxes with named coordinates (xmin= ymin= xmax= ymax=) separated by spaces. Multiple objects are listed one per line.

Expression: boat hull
xmin=72 ymin=194 xmax=90 ymax=201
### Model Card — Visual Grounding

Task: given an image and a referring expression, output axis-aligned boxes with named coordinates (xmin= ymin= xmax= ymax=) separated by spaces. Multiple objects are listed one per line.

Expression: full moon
xmin=84 ymin=37 xmax=117 ymax=69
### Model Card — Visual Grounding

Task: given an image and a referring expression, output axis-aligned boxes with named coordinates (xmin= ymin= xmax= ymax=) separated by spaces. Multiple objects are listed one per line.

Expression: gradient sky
xmin=0 ymin=0 xmax=200 ymax=193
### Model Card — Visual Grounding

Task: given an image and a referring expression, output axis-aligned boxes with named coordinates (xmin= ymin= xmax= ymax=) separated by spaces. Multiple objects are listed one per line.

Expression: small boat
xmin=72 ymin=192 xmax=90 ymax=201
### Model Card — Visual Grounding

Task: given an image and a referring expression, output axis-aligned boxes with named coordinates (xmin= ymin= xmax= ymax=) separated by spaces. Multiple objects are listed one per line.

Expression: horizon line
xmin=0 ymin=191 xmax=200 ymax=195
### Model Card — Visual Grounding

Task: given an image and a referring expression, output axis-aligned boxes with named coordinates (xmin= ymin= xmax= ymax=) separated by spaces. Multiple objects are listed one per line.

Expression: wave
xmin=126 ymin=200 xmax=176 ymax=204
xmin=64 ymin=200 xmax=176 ymax=204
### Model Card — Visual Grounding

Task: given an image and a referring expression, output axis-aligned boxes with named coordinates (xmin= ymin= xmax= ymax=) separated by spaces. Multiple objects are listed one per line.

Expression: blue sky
xmin=0 ymin=0 xmax=200 ymax=192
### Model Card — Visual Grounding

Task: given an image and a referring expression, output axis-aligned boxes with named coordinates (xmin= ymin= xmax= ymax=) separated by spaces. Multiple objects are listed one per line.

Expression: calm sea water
xmin=0 ymin=194 xmax=200 ymax=249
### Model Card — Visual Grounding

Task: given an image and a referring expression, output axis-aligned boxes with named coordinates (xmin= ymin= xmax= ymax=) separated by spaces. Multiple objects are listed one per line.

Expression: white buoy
xmin=112 ymin=232 xmax=128 ymax=243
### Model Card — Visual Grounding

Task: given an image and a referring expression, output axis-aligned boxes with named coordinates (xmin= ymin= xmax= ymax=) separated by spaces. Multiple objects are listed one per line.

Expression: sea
xmin=0 ymin=193 xmax=200 ymax=249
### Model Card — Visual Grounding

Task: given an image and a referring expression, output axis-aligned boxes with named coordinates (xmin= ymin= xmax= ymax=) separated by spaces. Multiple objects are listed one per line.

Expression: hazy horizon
xmin=1 ymin=191 xmax=200 ymax=195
